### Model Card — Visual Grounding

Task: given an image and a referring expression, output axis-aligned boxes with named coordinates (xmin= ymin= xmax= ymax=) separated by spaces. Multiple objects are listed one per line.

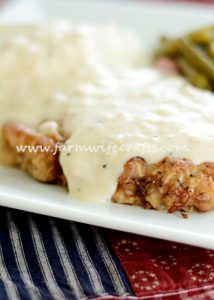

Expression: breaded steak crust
xmin=113 ymin=157 xmax=214 ymax=212
xmin=2 ymin=121 xmax=66 ymax=186
xmin=2 ymin=121 xmax=214 ymax=213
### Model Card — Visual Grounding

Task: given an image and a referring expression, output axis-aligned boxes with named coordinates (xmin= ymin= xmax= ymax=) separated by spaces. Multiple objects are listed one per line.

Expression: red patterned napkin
xmin=108 ymin=231 xmax=214 ymax=299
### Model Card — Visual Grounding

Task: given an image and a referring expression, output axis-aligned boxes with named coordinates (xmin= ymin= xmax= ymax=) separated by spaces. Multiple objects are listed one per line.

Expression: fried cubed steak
xmin=2 ymin=121 xmax=66 ymax=186
xmin=113 ymin=157 xmax=214 ymax=212
xmin=2 ymin=121 xmax=214 ymax=213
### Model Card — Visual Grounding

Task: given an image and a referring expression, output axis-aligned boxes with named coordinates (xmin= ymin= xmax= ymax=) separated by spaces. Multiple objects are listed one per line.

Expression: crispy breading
xmin=2 ymin=121 xmax=66 ymax=185
xmin=2 ymin=121 xmax=214 ymax=212
xmin=112 ymin=157 xmax=214 ymax=212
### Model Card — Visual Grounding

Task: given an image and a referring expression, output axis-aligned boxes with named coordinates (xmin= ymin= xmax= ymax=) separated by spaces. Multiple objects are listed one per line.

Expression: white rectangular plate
xmin=0 ymin=0 xmax=214 ymax=249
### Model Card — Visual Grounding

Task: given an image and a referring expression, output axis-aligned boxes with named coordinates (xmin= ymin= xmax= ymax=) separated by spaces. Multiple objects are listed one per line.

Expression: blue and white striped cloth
xmin=0 ymin=207 xmax=133 ymax=300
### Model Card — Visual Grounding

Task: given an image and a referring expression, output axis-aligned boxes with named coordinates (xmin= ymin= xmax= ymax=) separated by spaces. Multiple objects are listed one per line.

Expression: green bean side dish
xmin=154 ymin=26 xmax=214 ymax=91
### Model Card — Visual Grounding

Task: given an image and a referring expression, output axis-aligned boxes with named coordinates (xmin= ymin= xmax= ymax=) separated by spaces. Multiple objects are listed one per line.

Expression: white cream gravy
xmin=0 ymin=23 xmax=214 ymax=202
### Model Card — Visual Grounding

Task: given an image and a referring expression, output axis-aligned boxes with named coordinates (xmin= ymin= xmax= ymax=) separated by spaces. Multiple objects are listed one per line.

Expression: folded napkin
xmin=109 ymin=231 xmax=214 ymax=300
xmin=0 ymin=208 xmax=133 ymax=300
xmin=0 ymin=207 xmax=213 ymax=300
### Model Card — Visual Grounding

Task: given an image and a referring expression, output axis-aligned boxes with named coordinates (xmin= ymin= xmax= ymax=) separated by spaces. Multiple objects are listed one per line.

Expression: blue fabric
xmin=0 ymin=206 xmax=134 ymax=300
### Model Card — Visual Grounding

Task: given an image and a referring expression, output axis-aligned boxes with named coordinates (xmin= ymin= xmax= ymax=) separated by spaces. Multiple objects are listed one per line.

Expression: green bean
xmin=175 ymin=37 xmax=214 ymax=83
xmin=177 ymin=57 xmax=212 ymax=90
xmin=189 ymin=26 xmax=214 ymax=45
xmin=154 ymin=39 xmax=178 ymax=58
xmin=154 ymin=25 xmax=214 ymax=90
xmin=208 ymin=43 xmax=214 ymax=59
